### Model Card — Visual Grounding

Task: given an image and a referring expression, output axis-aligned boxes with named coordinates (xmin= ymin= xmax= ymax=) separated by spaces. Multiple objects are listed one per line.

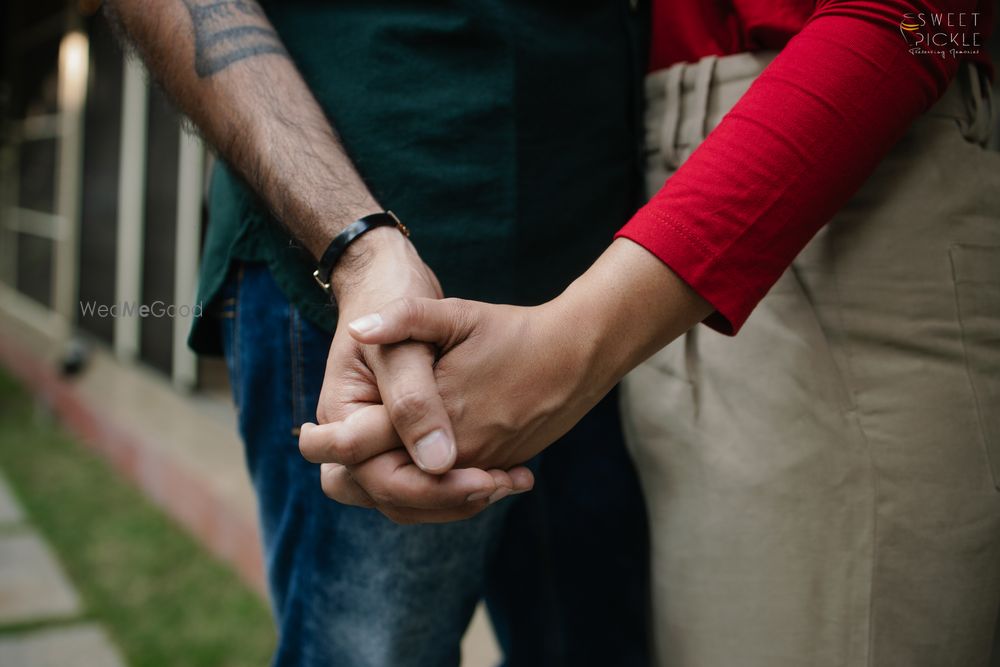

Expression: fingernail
xmin=488 ymin=487 xmax=511 ymax=504
xmin=414 ymin=430 xmax=454 ymax=471
xmin=348 ymin=313 xmax=383 ymax=335
xmin=511 ymin=488 xmax=531 ymax=495
xmin=466 ymin=490 xmax=492 ymax=502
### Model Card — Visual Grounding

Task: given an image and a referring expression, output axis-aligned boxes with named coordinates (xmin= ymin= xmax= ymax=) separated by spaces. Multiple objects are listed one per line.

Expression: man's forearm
xmin=105 ymin=0 xmax=380 ymax=267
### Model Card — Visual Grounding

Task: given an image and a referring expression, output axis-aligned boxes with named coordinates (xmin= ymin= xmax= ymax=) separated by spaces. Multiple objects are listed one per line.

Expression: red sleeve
xmin=618 ymin=1 xmax=980 ymax=334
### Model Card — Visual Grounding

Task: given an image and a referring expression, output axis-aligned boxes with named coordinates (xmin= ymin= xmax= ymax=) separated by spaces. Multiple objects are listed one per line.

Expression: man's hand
xmin=303 ymin=239 xmax=714 ymax=522
xmin=319 ymin=227 xmax=454 ymax=470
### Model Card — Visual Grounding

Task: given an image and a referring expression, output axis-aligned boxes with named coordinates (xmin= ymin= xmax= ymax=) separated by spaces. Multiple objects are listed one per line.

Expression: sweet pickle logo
xmin=899 ymin=16 xmax=921 ymax=43
xmin=901 ymin=12 xmax=982 ymax=58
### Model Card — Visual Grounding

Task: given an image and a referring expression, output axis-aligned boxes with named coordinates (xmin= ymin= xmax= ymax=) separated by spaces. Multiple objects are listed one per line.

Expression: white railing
xmin=0 ymin=29 xmax=206 ymax=391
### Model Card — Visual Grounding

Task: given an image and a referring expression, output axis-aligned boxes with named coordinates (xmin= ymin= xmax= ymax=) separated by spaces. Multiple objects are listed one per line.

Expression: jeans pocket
xmin=951 ymin=244 xmax=1000 ymax=491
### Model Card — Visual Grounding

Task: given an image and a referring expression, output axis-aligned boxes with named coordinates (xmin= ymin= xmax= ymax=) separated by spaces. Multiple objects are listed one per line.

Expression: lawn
xmin=0 ymin=369 xmax=276 ymax=666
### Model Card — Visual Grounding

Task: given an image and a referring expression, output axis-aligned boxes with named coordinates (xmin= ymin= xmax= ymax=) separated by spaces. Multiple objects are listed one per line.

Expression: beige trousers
xmin=622 ymin=52 xmax=1000 ymax=667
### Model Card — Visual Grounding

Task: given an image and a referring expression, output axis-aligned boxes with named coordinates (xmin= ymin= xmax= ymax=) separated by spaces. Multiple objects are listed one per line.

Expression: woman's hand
xmin=302 ymin=296 xmax=597 ymax=524
xmin=353 ymin=296 xmax=611 ymax=468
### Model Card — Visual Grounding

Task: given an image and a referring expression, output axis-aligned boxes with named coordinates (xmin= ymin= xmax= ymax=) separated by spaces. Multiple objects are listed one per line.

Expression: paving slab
xmin=0 ymin=472 xmax=24 ymax=525
xmin=0 ymin=532 xmax=80 ymax=625
xmin=0 ymin=623 xmax=126 ymax=667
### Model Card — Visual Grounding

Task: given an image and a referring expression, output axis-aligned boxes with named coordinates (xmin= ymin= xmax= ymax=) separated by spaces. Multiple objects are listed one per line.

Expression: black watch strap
xmin=312 ymin=211 xmax=410 ymax=294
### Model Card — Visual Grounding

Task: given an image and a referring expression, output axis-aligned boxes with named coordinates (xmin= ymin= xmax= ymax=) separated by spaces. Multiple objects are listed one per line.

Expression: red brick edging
xmin=0 ymin=332 xmax=267 ymax=598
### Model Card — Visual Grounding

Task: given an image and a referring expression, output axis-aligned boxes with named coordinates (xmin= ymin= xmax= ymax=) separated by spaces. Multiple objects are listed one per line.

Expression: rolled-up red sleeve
xmin=618 ymin=0 xmax=984 ymax=334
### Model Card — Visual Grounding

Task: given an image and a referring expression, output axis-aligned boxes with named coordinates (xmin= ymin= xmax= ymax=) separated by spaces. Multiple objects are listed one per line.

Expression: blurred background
xmin=0 ymin=3 xmax=276 ymax=663
xmin=0 ymin=2 xmax=508 ymax=665
xmin=0 ymin=1 xmax=997 ymax=665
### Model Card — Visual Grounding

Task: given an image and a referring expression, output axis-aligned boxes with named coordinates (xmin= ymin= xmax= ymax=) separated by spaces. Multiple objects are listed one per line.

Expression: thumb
xmin=347 ymin=297 xmax=469 ymax=346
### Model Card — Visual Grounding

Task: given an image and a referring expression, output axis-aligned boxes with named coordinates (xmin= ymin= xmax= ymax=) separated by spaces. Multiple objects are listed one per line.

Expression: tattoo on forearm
xmin=183 ymin=0 xmax=288 ymax=77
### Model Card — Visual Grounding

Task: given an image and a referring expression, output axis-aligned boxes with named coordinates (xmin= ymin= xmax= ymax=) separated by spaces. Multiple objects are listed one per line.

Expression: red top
xmin=617 ymin=0 xmax=993 ymax=334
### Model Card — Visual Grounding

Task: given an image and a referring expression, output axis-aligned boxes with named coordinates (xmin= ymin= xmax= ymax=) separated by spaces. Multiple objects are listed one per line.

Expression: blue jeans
xmin=219 ymin=263 xmax=650 ymax=666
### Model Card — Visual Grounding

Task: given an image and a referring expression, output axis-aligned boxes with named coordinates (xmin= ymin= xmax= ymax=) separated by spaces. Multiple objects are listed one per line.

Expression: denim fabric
xmin=219 ymin=262 xmax=650 ymax=667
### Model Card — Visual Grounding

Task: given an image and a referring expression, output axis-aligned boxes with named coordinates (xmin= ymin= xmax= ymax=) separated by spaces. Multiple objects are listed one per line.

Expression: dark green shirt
xmin=190 ymin=0 xmax=646 ymax=355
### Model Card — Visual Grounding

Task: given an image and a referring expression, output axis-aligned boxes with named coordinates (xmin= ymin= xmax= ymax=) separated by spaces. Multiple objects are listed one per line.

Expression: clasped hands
xmin=299 ymin=293 xmax=608 ymax=525
xmin=296 ymin=229 xmax=618 ymax=524
xmin=298 ymin=231 xmax=707 ymax=524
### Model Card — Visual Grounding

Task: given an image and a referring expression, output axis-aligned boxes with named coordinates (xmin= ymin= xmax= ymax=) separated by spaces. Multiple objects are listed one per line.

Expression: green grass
xmin=0 ymin=370 xmax=275 ymax=666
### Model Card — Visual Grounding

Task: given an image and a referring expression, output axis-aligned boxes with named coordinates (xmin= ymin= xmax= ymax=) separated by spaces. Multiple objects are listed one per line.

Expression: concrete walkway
xmin=0 ymin=472 xmax=127 ymax=667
